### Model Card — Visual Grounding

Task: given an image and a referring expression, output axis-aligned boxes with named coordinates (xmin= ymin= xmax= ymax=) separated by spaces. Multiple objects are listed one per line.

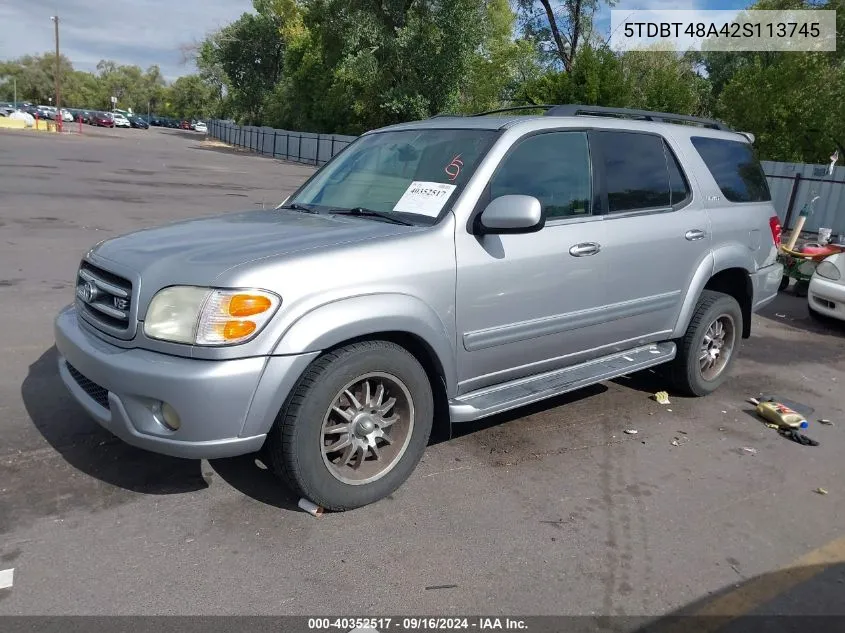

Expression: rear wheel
xmin=267 ymin=341 xmax=433 ymax=511
xmin=779 ymin=275 xmax=790 ymax=291
xmin=670 ymin=290 xmax=743 ymax=397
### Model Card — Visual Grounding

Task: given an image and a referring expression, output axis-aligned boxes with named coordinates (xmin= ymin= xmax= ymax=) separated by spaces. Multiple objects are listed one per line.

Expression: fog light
xmin=161 ymin=402 xmax=181 ymax=431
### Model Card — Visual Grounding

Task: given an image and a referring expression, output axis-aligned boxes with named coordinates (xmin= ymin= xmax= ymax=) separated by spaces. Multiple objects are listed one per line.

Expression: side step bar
xmin=449 ymin=342 xmax=676 ymax=423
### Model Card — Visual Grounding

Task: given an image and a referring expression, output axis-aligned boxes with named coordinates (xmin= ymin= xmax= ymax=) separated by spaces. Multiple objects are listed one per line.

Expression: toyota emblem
xmin=77 ymin=280 xmax=99 ymax=304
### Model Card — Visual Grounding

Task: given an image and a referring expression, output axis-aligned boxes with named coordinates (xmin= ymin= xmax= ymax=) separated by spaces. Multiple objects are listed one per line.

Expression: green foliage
xmin=2 ymin=0 xmax=842 ymax=165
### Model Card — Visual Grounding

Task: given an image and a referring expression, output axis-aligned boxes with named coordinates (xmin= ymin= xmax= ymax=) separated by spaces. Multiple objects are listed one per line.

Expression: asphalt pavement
xmin=1 ymin=127 xmax=844 ymax=622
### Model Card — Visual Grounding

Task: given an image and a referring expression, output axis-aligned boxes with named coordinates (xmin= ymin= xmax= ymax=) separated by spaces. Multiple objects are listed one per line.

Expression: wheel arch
xmin=672 ymin=249 xmax=754 ymax=339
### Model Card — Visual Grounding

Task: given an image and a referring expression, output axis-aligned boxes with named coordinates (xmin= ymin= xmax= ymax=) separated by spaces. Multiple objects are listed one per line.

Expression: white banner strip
xmin=610 ymin=10 xmax=837 ymax=52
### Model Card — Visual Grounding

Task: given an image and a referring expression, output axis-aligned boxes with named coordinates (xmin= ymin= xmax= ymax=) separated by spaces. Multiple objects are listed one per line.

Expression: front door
xmin=455 ymin=130 xmax=609 ymax=394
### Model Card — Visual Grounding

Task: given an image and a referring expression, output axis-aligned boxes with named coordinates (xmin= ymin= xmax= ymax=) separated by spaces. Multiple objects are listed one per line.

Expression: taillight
xmin=769 ymin=216 xmax=782 ymax=247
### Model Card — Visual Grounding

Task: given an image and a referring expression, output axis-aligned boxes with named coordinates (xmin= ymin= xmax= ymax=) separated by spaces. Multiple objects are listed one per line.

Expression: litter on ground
xmin=653 ymin=391 xmax=671 ymax=405
xmin=815 ymin=487 xmax=829 ymax=495
xmin=298 ymin=498 xmax=324 ymax=517
xmin=741 ymin=447 xmax=757 ymax=455
xmin=624 ymin=429 xmax=638 ymax=435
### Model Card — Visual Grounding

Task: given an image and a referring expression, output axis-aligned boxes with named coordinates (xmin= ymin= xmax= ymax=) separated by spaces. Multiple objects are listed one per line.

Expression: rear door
xmin=688 ymin=135 xmax=777 ymax=273
xmin=592 ymin=130 xmax=712 ymax=345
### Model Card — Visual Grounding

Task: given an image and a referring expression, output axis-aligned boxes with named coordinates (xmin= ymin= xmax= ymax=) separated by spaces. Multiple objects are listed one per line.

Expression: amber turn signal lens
xmin=222 ymin=320 xmax=257 ymax=340
xmin=228 ymin=294 xmax=273 ymax=317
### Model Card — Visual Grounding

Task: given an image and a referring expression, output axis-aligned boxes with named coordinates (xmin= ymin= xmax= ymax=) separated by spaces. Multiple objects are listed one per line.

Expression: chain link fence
xmin=208 ymin=120 xmax=357 ymax=167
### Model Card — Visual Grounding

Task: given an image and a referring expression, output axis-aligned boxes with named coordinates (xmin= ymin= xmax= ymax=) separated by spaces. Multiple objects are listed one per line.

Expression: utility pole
xmin=13 ymin=77 xmax=16 ymax=109
xmin=51 ymin=15 xmax=61 ymax=130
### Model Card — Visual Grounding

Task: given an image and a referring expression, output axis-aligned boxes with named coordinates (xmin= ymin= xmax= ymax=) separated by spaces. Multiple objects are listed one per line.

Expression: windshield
xmin=288 ymin=129 xmax=496 ymax=224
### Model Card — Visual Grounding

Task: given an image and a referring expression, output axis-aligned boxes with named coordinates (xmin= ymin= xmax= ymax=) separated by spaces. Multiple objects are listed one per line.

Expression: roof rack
xmin=543 ymin=104 xmax=732 ymax=131
xmin=468 ymin=105 xmax=556 ymax=117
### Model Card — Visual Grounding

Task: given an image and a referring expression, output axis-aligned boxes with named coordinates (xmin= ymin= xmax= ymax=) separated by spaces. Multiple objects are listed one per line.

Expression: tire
xmin=669 ymin=290 xmax=743 ymax=397
xmin=267 ymin=340 xmax=434 ymax=511
xmin=779 ymin=275 xmax=790 ymax=291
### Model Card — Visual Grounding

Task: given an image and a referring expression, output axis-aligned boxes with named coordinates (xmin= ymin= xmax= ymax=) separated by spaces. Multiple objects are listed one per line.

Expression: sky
xmin=0 ymin=0 xmax=754 ymax=81
xmin=0 ymin=0 xmax=254 ymax=80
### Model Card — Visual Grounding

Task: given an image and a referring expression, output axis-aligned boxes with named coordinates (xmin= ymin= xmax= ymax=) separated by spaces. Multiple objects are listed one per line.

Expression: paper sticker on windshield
xmin=393 ymin=181 xmax=457 ymax=217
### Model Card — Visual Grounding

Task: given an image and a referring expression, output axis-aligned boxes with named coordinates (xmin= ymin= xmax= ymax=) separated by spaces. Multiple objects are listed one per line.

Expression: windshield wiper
xmin=278 ymin=202 xmax=319 ymax=214
xmin=329 ymin=207 xmax=414 ymax=226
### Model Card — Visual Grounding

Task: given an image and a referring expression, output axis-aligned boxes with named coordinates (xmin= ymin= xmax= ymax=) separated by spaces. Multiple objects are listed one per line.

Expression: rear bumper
xmin=54 ymin=305 xmax=318 ymax=459
xmin=809 ymin=275 xmax=845 ymax=321
xmin=751 ymin=262 xmax=784 ymax=312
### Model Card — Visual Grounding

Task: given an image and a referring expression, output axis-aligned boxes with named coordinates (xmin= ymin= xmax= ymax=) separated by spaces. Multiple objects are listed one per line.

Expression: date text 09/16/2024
xmin=307 ymin=617 xmax=528 ymax=630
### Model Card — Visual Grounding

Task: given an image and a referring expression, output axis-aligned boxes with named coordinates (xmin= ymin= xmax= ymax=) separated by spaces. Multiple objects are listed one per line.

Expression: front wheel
xmin=669 ymin=290 xmax=743 ymax=397
xmin=267 ymin=341 xmax=434 ymax=511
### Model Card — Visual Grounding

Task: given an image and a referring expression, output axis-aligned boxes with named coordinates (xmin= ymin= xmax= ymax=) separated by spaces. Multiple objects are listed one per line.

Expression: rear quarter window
xmin=691 ymin=136 xmax=771 ymax=203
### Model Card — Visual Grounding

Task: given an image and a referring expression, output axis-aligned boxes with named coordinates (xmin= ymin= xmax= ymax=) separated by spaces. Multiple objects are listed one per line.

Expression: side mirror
xmin=476 ymin=195 xmax=544 ymax=235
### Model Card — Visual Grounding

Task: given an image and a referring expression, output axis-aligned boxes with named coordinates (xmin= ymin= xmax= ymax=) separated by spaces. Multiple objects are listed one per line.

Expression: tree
xmin=716 ymin=53 xmax=845 ymax=162
xmin=266 ymin=0 xmax=490 ymax=134
xmin=0 ymin=54 xmax=74 ymax=104
xmin=197 ymin=0 xmax=286 ymax=124
xmin=167 ymin=75 xmax=216 ymax=119
xmin=456 ymin=0 xmax=541 ymax=114
xmin=516 ymin=0 xmax=614 ymax=71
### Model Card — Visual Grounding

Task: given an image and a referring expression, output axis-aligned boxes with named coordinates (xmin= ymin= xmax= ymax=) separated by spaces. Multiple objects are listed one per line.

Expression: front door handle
xmin=569 ymin=242 xmax=601 ymax=257
xmin=685 ymin=229 xmax=706 ymax=241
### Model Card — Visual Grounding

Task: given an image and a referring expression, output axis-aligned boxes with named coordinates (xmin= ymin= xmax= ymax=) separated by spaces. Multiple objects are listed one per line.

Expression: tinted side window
xmin=594 ymin=131 xmax=671 ymax=213
xmin=691 ymin=136 xmax=771 ymax=202
xmin=490 ymin=131 xmax=591 ymax=219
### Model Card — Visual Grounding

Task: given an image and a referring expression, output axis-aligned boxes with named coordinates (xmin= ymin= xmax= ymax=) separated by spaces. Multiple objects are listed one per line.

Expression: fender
xmin=271 ymin=293 xmax=459 ymax=396
xmin=671 ymin=244 xmax=756 ymax=338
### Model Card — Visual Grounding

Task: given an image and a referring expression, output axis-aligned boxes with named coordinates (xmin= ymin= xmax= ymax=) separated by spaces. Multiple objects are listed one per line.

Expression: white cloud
xmin=0 ymin=0 xmax=254 ymax=80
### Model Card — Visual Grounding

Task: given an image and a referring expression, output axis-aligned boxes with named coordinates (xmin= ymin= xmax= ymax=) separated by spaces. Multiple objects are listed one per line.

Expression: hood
xmin=90 ymin=208 xmax=420 ymax=297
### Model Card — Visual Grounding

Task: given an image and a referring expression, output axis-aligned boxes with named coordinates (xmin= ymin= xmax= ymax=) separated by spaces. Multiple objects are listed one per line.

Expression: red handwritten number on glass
xmin=445 ymin=154 xmax=464 ymax=181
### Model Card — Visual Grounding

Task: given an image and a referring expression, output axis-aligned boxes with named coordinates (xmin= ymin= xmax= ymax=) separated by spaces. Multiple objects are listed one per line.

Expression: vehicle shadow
xmin=445 ymin=383 xmax=609 ymax=442
xmin=208 ymin=454 xmax=302 ymax=511
xmin=631 ymin=561 xmax=845 ymax=633
xmin=21 ymin=346 xmax=209 ymax=495
xmin=157 ymin=128 xmax=206 ymax=141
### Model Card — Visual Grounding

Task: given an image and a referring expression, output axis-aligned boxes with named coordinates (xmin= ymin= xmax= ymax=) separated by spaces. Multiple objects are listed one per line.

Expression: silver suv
xmin=55 ymin=105 xmax=784 ymax=509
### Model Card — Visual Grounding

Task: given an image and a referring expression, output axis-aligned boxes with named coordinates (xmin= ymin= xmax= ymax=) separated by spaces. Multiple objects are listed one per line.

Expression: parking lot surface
xmin=1 ymin=127 xmax=844 ymax=621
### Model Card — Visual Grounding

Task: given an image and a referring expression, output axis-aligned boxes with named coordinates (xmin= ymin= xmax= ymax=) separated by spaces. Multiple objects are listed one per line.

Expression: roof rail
xmin=543 ymin=104 xmax=732 ymax=131
xmin=468 ymin=105 xmax=556 ymax=117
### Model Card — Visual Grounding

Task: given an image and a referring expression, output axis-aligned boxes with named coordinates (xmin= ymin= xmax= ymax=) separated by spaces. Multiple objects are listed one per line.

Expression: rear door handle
xmin=685 ymin=229 xmax=706 ymax=241
xmin=569 ymin=242 xmax=601 ymax=257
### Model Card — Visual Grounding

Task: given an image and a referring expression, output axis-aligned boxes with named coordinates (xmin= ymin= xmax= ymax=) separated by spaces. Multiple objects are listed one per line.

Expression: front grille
xmin=66 ymin=362 xmax=110 ymax=410
xmin=76 ymin=261 xmax=133 ymax=336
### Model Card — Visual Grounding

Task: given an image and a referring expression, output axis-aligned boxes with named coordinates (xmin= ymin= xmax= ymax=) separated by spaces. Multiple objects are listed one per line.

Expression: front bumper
xmin=751 ymin=262 xmax=784 ymax=312
xmin=809 ymin=275 xmax=845 ymax=321
xmin=54 ymin=305 xmax=318 ymax=459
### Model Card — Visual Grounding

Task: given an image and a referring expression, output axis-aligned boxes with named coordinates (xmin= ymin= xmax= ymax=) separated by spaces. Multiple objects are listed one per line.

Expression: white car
xmin=60 ymin=108 xmax=73 ymax=122
xmin=112 ymin=113 xmax=131 ymax=128
xmin=195 ymin=121 xmax=207 ymax=133
xmin=808 ymin=253 xmax=845 ymax=321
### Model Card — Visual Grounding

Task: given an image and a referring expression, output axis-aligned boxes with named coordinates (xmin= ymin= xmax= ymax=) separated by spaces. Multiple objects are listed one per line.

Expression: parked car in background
xmin=194 ymin=121 xmax=207 ymax=133
xmin=112 ymin=112 xmax=131 ymax=128
xmin=809 ymin=253 xmax=845 ymax=322
xmin=129 ymin=116 xmax=149 ymax=129
xmin=180 ymin=120 xmax=191 ymax=130
xmin=91 ymin=112 xmax=115 ymax=127
xmin=60 ymin=108 xmax=74 ymax=122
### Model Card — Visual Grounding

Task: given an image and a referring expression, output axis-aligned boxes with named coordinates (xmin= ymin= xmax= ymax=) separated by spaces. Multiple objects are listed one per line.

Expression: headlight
xmin=816 ymin=261 xmax=841 ymax=281
xmin=144 ymin=286 xmax=281 ymax=345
